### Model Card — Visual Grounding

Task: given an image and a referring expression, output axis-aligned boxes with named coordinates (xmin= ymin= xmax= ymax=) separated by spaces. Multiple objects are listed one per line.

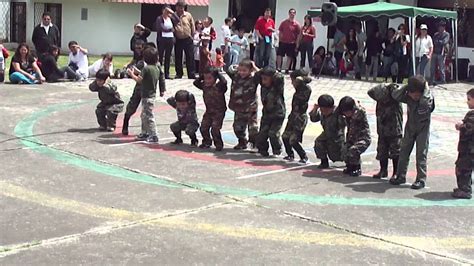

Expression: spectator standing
xmin=332 ymin=25 xmax=346 ymax=77
xmin=130 ymin=23 xmax=151 ymax=52
xmin=9 ymin=43 xmax=46 ymax=84
xmin=32 ymin=12 xmax=60 ymax=57
xmin=354 ymin=23 xmax=367 ymax=80
xmin=394 ymin=24 xmax=410 ymax=83
xmin=297 ymin=14 xmax=315 ymax=70
xmin=254 ymin=8 xmax=275 ymax=68
xmin=156 ymin=6 xmax=176 ymax=79
xmin=382 ymin=28 xmax=396 ymax=82
xmin=276 ymin=8 xmax=301 ymax=73
xmin=170 ymin=0 xmax=196 ymax=79
xmin=415 ymin=24 xmax=433 ymax=78
xmin=202 ymin=16 xmax=217 ymax=50
xmin=430 ymin=21 xmax=450 ymax=85
xmin=229 ymin=28 xmax=249 ymax=65
xmin=193 ymin=20 xmax=203 ymax=74
xmin=221 ymin=17 xmax=235 ymax=69
xmin=365 ymin=29 xmax=383 ymax=81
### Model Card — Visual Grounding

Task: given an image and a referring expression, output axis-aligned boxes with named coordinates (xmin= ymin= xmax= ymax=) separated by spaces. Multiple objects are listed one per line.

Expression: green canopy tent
xmin=308 ymin=0 xmax=459 ymax=81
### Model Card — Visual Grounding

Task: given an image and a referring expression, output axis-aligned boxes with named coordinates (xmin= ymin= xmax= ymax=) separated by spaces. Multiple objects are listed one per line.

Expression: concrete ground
xmin=0 ymin=76 xmax=473 ymax=265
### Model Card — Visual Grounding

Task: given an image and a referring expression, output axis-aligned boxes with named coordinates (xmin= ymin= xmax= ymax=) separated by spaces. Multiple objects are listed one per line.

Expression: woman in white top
xmin=193 ymin=20 xmax=203 ymax=75
xmin=66 ymin=41 xmax=89 ymax=81
xmin=89 ymin=53 xmax=114 ymax=77
xmin=155 ymin=5 xmax=175 ymax=79
xmin=415 ymin=24 xmax=433 ymax=77
xmin=395 ymin=23 xmax=411 ymax=83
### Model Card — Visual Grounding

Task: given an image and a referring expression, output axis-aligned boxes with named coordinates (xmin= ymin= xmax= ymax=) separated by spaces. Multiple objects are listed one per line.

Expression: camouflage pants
xmin=314 ymin=136 xmax=344 ymax=162
xmin=455 ymin=154 xmax=473 ymax=194
xmin=96 ymin=103 xmax=124 ymax=128
xmin=376 ymin=135 xmax=401 ymax=160
xmin=256 ymin=117 xmax=284 ymax=154
xmin=343 ymin=140 xmax=370 ymax=165
xmin=140 ymin=98 xmax=157 ymax=137
xmin=397 ymin=123 xmax=430 ymax=181
xmin=170 ymin=121 xmax=199 ymax=138
xmin=200 ymin=111 xmax=225 ymax=148
xmin=282 ymin=115 xmax=307 ymax=158
xmin=233 ymin=111 xmax=259 ymax=144
xmin=125 ymin=85 xmax=141 ymax=116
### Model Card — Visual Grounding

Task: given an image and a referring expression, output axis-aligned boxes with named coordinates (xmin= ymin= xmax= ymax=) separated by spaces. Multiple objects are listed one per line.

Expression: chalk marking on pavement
xmin=236 ymin=163 xmax=318 ymax=180
xmin=0 ymin=181 xmax=473 ymax=264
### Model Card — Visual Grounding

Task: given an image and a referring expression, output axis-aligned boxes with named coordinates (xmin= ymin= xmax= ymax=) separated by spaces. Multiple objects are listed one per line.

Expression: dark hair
xmin=238 ymin=27 xmax=245 ymax=32
xmin=143 ymin=48 xmax=159 ymax=65
xmin=318 ymin=94 xmax=335 ymax=108
xmin=206 ymin=16 xmax=214 ymax=24
xmin=195 ymin=20 xmax=202 ymax=29
xmin=176 ymin=0 xmax=186 ymax=8
xmin=338 ymin=96 xmax=356 ymax=112
xmin=162 ymin=4 xmax=171 ymax=11
xmin=42 ymin=12 xmax=52 ymax=18
xmin=96 ymin=69 xmax=110 ymax=81
xmin=203 ymin=66 xmax=219 ymax=79
xmin=68 ymin=41 xmax=78 ymax=47
xmin=215 ymin=47 xmax=222 ymax=54
xmin=290 ymin=69 xmax=309 ymax=79
xmin=467 ymin=88 xmax=474 ymax=98
xmin=388 ymin=28 xmax=396 ymax=35
xmin=13 ymin=43 xmax=31 ymax=61
xmin=224 ymin=17 xmax=232 ymax=24
xmin=50 ymin=45 xmax=59 ymax=53
xmin=289 ymin=8 xmax=296 ymax=13
xmin=304 ymin=15 xmax=312 ymax=26
xmin=315 ymin=46 xmax=325 ymax=56
xmin=102 ymin=53 xmax=113 ymax=61
xmin=407 ymin=75 xmax=427 ymax=93
xmin=265 ymin=8 xmax=272 ymax=13
xmin=145 ymin=42 xmax=156 ymax=49
xmin=175 ymin=90 xmax=190 ymax=102
xmin=239 ymin=58 xmax=253 ymax=69
xmin=135 ymin=39 xmax=145 ymax=47
xmin=398 ymin=23 xmax=406 ymax=30
xmin=261 ymin=66 xmax=276 ymax=77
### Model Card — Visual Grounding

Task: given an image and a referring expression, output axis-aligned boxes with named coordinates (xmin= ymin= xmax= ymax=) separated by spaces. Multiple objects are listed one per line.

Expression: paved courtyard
xmin=0 ymin=76 xmax=473 ymax=264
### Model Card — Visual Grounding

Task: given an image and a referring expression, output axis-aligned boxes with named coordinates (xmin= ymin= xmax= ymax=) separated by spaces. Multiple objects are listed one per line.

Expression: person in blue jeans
xmin=9 ymin=43 xmax=45 ymax=84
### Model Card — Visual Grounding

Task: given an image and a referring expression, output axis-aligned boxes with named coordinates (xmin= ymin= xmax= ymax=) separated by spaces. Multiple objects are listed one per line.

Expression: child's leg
xmin=140 ymin=98 xmax=157 ymax=137
xmin=95 ymin=107 xmax=107 ymax=129
xmin=291 ymin=131 xmax=306 ymax=160
xmin=247 ymin=111 xmax=259 ymax=146
xmin=282 ymin=123 xmax=294 ymax=159
xmin=170 ymin=121 xmax=184 ymax=140
xmin=345 ymin=140 xmax=370 ymax=173
xmin=106 ymin=104 xmax=124 ymax=129
xmin=210 ymin=112 xmax=225 ymax=150
xmin=256 ymin=118 xmax=271 ymax=155
xmin=233 ymin=112 xmax=248 ymax=145
xmin=185 ymin=122 xmax=199 ymax=143
xmin=199 ymin=112 xmax=213 ymax=147
xmin=268 ymin=118 xmax=284 ymax=155
xmin=388 ymin=136 xmax=402 ymax=176
xmin=9 ymin=72 xmax=34 ymax=84
xmin=455 ymin=156 xmax=473 ymax=195
xmin=375 ymin=135 xmax=389 ymax=178
xmin=415 ymin=124 xmax=430 ymax=182
xmin=394 ymin=130 xmax=416 ymax=180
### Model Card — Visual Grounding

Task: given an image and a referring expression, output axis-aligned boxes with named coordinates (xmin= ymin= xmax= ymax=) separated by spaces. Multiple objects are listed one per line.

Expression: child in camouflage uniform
xmin=390 ymin=75 xmax=434 ymax=190
xmin=282 ymin=69 xmax=312 ymax=163
xmin=310 ymin=95 xmax=346 ymax=169
xmin=368 ymin=83 xmax=403 ymax=179
xmin=167 ymin=90 xmax=200 ymax=147
xmin=89 ymin=69 xmax=124 ymax=132
xmin=256 ymin=67 xmax=286 ymax=157
xmin=339 ymin=96 xmax=371 ymax=177
xmin=193 ymin=66 xmax=228 ymax=151
xmin=452 ymin=88 xmax=474 ymax=199
xmin=226 ymin=59 xmax=259 ymax=150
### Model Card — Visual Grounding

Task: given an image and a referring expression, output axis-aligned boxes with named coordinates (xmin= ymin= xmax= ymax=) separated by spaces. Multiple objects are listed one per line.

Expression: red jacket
xmin=2 ymin=47 xmax=9 ymax=59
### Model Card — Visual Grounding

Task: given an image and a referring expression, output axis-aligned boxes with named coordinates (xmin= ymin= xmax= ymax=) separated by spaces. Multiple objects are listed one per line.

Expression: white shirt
xmin=41 ymin=23 xmax=52 ymax=35
xmin=161 ymin=17 xmax=174 ymax=38
xmin=221 ymin=25 xmax=232 ymax=46
xmin=415 ymin=35 xmax=433 ymax=57
xmin=230 ymin=35 xmax=249 ymax=53
xmin=88 ymin=59 xmax=114 ymax=77
xmin=68 ymin=50 xmax=89 ymax=78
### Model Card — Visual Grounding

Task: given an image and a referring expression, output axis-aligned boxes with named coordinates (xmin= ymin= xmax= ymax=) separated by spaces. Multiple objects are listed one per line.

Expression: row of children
xmin=88 ymin=48 xmax=472 ymax=198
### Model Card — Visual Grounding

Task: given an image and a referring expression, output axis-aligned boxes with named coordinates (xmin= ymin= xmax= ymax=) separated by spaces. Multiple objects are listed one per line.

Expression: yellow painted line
xmin=1 ymin=181 xmax=473 ymax=259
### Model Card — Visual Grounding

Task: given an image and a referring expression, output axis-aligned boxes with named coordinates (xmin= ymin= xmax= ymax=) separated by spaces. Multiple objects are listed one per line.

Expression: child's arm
xmin=309 ymin=104 xmax=321 ymax=122
xmin=419 ymin=84 xmax=434 ymax=112
xmin=101 ymin=82 xmax=119 ymax=95
xmin=76 ymin=45 xmax=88 ymax=55
xmin=390 ymin=84 xmax=408 ymax=103
xmin=127 ymin=68 xmax=143 ymax=84
xmin=225 ymin=64 xmax=237 ymax=79
xmin=158 ymin=66 xmax=166 ymax=97
xmin=89 ymin=81 xmax=99 ymax=92
xmin=193 ymin=76 xmax=204 ymax=90
xmin=217 ymin=72 xmax=228 ymax=93
xmin=167 ymin=96 xmax=177 ymax=109
xmin=458 ymin=111 xmax=474 ymax=135
xmin=367 ymin=84 xmax=389 ymax=102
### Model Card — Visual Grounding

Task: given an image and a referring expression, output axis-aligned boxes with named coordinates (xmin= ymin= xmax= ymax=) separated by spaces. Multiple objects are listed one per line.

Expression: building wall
xmin=0 ymin=1 xmax=10 ymax=41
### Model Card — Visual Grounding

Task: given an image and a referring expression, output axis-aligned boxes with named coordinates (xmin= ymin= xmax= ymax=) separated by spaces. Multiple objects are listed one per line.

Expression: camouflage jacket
xmin=309 ymin=107 xmax=346 ymax=142
xmin=193 ymin=73 xmax=228 ymax=113
xmin=458 ymin=110 xmax=474 ymax=155
xmin=346 ymin=106 xmax=371 ymax=145
xmin=167 ymin=93 xmax=199 ymax=124
xmin=260 ymin=72 xmax=286 ymax=119
xmin=226 ymin=66 xmax=259 ymax=113
xmin=391 ymin=83 xmax=434 ymax=130
xmin=368 ymin=84 xmax=403 ymax=137
xmin=289 ymin=77 xmax=312 ymax=119
xmin=89 ymin=81 xmax=124 ymax=107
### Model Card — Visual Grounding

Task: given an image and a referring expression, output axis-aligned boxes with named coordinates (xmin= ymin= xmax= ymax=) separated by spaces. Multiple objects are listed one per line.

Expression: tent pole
xmin=454 ymin=19 xmax=459 ymax=82
xmin=411 ymin=17 xmax=416 ymax=77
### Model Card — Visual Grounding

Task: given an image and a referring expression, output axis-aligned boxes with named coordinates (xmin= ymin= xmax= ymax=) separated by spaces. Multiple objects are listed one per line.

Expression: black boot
xmin=318 ymin=158 xmax=329 ymax=169
xmin=234 ymin=138 xmax=248 ymax=150
xmin=349 ymin=164 xmax=362 ymax=177
xmin=122 ymin=114 xmax=131 ymax=135
xmin=373 ymin=159 xmax=388 ymax=179
xmin=343 ymin=164 xmax=353 ymax=175
xmin=190 ymin=134 xmax=198 ymax=147
xmin=392 ymin=157 xmax=399 ymax=178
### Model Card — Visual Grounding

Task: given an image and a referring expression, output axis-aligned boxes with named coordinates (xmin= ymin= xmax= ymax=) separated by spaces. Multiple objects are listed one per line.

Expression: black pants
xmin=396 ymin=55 xmax=409 ymax=83
xmin=250 ymin=43 xmax=255 ymax=61
xmin=158 ymin=37 xmax=174 ymax=78
xmin=334 ymin=51 xmax=343 ymax=75
xmin=299 ymin=41 xmax=313 ymax=69
xmin=125 ymin=85 xmax=141 ymax=116
xmin=174 ymin=37 xmax=196 ymax=78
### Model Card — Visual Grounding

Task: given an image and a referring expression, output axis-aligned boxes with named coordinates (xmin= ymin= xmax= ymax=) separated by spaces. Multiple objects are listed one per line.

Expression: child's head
xmin=201 ymin=38 xmax=210 ymax=47
xmin=68 ymin=41 xmax=79 ymax=54
xmin=407 ymin=75 xmax=427 ymax=102
xmin=238 ymin=28 xmax=245 ymax=38
xmin=215 ymin=47 xmax=222 ymax=55
xmin=467 ymin=89 xmax=474 ymax=109
xmin=261 ymin=67 xmax=276 ymax=87
xmin=318 ymin=94 xmax=335 ymax=116
xmin=204 ymin=16 xmax=213 ymax=27
xmin=290 ymin=69 xmax=309 ymax=87
xmin=95 ymin=69 xmax=110 ymax=87
xmin=50 ymin=45 xmax=60 ymax=57
xmin=202 ymin=66 xmax=219 ymax=87
xmin=135 ymin=40 xmax=145 ymax=53
xmin=134 ymin=23 xmax=144 ymax=34
xmin=225 ymin=17 xmax=234 ymax=26
xmin=145 ymin=42 xmax=157 ymax=49
xmin=339 ymin=96 xmax=357 ymax=118
xmin=143 ymin=47 xmax=158 ymax=65
xmin=175 ymin=90 xmax=191 ymax=111
xmin=238 ymin=59 xmax=253 ymax=78
xmin=102 ymin=53 xmax=113 ymax=67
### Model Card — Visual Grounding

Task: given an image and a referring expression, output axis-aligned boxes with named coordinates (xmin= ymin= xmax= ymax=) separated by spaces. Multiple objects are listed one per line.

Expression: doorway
xmin=10 ymin=2 xmax=27 ymax=43
xmin=228 ymin=0 xmax=276 ymax=32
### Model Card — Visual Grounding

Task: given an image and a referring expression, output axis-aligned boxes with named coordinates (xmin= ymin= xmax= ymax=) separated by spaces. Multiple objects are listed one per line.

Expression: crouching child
xmin=167 ymin=90 xmax=200 ymax=146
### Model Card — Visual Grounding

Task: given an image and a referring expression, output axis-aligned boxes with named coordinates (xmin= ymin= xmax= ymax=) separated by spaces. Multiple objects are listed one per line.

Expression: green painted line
xmin=13 ymin=102 xmax=474 ymax=207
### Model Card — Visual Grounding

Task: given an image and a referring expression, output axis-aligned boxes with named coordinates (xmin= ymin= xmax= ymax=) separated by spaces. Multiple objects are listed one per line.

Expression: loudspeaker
xmin=321 ymin=2 xmax=338 ymax=26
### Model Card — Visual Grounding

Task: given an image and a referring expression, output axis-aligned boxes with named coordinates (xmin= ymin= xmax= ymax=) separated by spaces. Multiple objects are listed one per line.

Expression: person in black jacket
xmin=130 ymin=23 xmax=151 ymax=52
xmin=39 ymin=45 xmax=64 ymax=83
xmin=32 ymin=12 xmax=60 ymax=56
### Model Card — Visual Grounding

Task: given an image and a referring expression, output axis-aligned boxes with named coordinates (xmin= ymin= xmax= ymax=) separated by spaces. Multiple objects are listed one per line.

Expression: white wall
xmin=208 ymin=0 xmax=228 ymax=49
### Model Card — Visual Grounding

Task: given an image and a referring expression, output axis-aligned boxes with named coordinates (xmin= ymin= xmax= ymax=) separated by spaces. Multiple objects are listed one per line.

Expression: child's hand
xmin=455 ymin=122 xmax=463 ymax=131
xmin=126 ymin=68 xmax=134 ymax=77
xmin=313 ymin=104 xmax=319 ymax=110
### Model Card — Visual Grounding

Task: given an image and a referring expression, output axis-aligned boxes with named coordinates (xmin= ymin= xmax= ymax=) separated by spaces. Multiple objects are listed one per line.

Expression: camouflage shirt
xmin=289 ymin=77 xmax=312 ymax=118
xmin=309 ymin=107 xmax=346 ymax=142
xmin=89 ymin=81 xmax=124 ymax=107
xmin=346 ymin=106 xmax=371 ymax=145
xmin=167 ymin=92 xmax=199 ymax=124
xmin=226 ymin=66 xmax=259 ymax=113
xmin=391 ymin=83 xmax=434 ymax=131
xmin=193 ymin=73 xmax=228 ymax=113
xmin=458 ymin=110 xmax=474 ymax=155
xmin=368 ymin=84 xmax=403 ymax=137
xmin=259 ymin=72 xmax=286 ymax=119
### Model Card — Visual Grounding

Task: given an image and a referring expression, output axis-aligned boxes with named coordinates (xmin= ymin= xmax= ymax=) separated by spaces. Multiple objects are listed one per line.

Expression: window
xmin=81 ymin=8 xmax=88 ymax=21
xmin=141 ymin=4 xmax=177 ymax=31
xmin=228 ymin=0 xmax=276 ymax=33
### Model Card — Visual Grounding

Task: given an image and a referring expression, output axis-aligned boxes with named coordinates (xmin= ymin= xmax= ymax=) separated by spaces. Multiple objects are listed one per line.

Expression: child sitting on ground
xmin=368 ymin=83 xmax=403 ymax=179
xmin=389 ymin=75 xmax=434 ymax=189
xmin=282 ymin=69 xmax=312 ymax=163
xmin=310 ymin=95 xmax=346 ymax=168
xmin=256 ymin=67 xmax=286 ymax=157
xmin=193 ymin=66 xmax=228 ymax=151
xmin=226 ymin=59 xmax=259 ymax=150
xmin=167 ymin=90 xmax=200 ymax=147
xmin=338 ymin=96 xmax=371 ymax=176
xmin=88 ymin=69 xmax=124 ymax=132
xmin=65 ymin=41 xmax=89 ymax=81
xmin=452 ymin=88 xmax=474 ymax=199
xmin=127 ymin=47 xmax=166 ymax=143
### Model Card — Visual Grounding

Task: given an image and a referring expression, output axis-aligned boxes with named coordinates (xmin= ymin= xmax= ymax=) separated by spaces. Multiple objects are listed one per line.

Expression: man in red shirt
xmin=277 ymin=8 xmax=301 ymax=73
xmin=254 ymin=8 xmax=275 ymax=68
